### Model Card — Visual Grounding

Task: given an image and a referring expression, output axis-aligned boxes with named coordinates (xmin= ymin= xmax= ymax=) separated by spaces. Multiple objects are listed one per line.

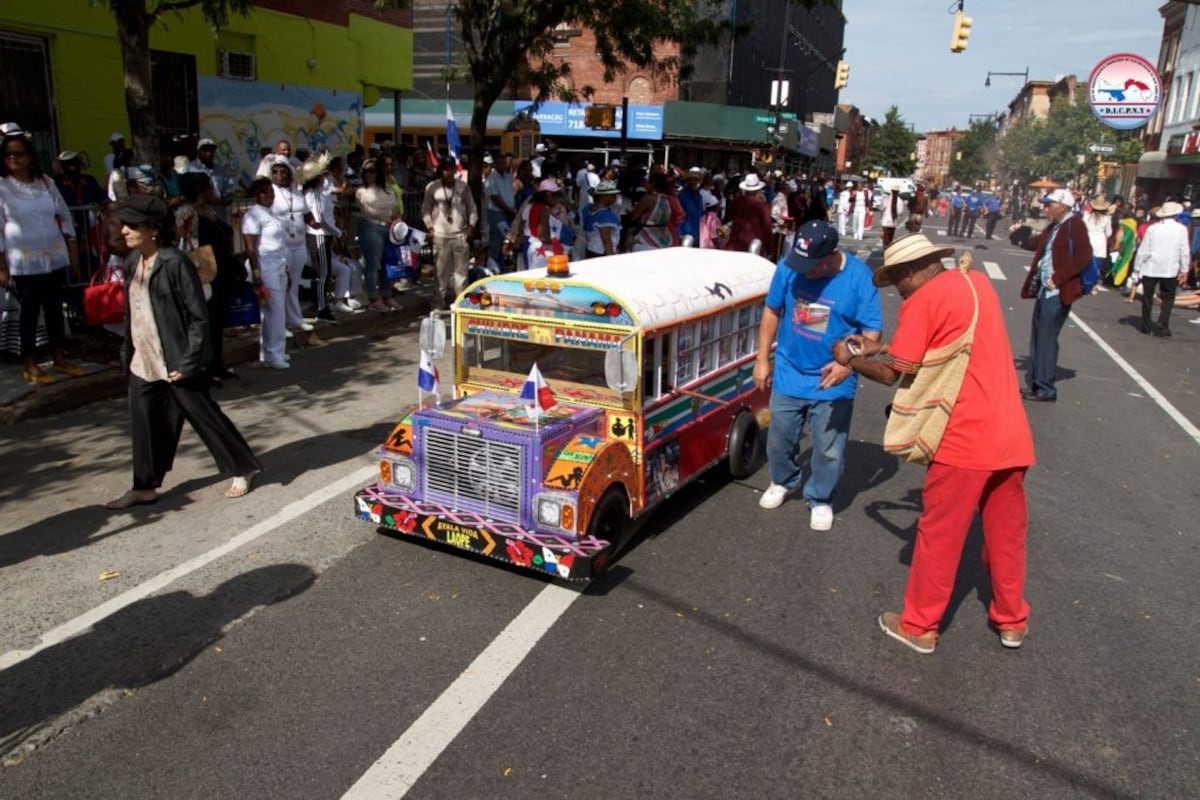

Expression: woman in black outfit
xmin=105 ymin=194 xmax=260 ymax=509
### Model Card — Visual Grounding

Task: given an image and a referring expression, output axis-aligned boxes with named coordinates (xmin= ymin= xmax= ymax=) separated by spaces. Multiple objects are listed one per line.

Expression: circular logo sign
xmin=1088 ymin=53 xmax=1161 ymax=130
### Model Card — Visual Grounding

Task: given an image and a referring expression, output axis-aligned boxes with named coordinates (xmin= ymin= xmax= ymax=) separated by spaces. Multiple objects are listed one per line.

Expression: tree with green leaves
xmin=995 ymin=98 xmax=1143 ymax=189
xmin=864 ymin=106 xmax=916 ymax=177
xmin=949 ymin=118 xmax=997 ymax=186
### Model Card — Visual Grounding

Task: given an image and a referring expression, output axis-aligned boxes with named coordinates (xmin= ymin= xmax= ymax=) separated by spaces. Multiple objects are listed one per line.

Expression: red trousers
xmin=900 ymin=463 xmax=1030 ymax=636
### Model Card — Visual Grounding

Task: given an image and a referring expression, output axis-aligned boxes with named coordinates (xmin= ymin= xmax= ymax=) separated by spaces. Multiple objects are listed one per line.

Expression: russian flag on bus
xmin=445 ymin=100 xmax=462 ymax=163
xmin=520 ymin=363 xmax=556 ymax=412
xmin=418 ymin=349 xmax=439 ymax=394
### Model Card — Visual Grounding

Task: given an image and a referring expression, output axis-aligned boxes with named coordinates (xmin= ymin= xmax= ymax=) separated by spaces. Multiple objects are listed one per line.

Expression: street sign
xmin=1087 ymin=143 xmax=1116 ymax=154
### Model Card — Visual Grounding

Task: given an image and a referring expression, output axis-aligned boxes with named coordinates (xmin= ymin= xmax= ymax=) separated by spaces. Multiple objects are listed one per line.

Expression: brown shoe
xmin=998 ymin=626 xmax=1028 ymax=649
xmin=878 ymin=612 xmax=938 ymax=654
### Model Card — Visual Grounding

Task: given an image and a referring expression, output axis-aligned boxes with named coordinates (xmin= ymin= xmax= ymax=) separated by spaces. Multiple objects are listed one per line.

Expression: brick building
xmin=921 ymin=128 xmax=964 ymax=188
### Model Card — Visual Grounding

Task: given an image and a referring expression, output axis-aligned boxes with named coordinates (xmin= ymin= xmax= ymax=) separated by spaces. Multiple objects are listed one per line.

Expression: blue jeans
xmin=1026 ymin=294 xmax=1069 ymax=397
xmin=357 ymin=219 xmax=390 ymax=299
xmin=765 ymin=393 xmax=853 ymax=506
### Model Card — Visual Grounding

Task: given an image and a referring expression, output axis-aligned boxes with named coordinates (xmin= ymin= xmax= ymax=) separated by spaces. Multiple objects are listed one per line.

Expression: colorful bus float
xmin=354 ymin=248 xmax=776 ymax=580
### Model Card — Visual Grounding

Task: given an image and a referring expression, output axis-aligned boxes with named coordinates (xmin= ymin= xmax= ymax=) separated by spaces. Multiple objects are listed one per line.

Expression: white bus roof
xmin=462 ymin=248 xmax=777 ymax=329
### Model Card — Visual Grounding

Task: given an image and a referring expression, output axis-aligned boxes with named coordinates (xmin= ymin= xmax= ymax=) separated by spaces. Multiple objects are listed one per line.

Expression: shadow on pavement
xmin=0 ymin=563 xmax=316 ymax=762
xmin=0 ymin=419 xmax=394 ymax=570
xmin=616 ymin=577 xmax=1135 ymax=800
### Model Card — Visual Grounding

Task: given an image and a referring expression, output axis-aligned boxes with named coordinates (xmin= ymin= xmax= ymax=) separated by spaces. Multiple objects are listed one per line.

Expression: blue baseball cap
xmin=785 ymin=220 xmax=839 ymax=273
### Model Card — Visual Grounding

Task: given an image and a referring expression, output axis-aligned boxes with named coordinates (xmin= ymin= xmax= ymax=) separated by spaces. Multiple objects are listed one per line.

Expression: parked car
xmin=872 ymin=187 xmax=883 ymax=211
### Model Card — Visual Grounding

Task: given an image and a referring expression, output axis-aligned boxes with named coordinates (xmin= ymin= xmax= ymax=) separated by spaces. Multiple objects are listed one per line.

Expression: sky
xmin=839 ymin=0 xmax=1165 ymax=132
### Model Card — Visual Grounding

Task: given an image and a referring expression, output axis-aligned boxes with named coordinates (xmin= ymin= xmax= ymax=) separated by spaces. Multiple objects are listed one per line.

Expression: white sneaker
xmin=810 ymin=504 xmax=834 ymax=531
xmin=262 ymin=359 xmax=290 ymax=369
xmin=758 ymin=483 xmax=789 ymax=510
xmin=1189 ymin=317 xmax=1200 ymax=324
xmin=284 ymin=329 xmax=294 ymax=339
xmin=295 ymin=322 xmax=315 ymax=332
xmin=333 ymin=301 xmax=356 ymax=314
xmin=346 ymin=297 xmax=364 ymax=310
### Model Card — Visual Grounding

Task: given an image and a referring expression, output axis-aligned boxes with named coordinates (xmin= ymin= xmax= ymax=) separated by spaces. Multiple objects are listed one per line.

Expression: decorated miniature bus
xmin=354 ymin=248 xmax=776 ymax=580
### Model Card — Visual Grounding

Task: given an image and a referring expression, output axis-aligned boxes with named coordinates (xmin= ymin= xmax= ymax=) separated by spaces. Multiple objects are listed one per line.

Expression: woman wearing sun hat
xmin=833 ymin=233 xmax=1034 ymax=654
xmin=725 ymin=172 xmax=775 ymax=258
xmin=582 ymin=180 xmax=622 ymax=258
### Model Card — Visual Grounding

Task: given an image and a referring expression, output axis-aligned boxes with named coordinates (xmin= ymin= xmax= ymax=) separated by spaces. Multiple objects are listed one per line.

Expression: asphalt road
xmin=1 ymin=225 xmax=1198 ymax=799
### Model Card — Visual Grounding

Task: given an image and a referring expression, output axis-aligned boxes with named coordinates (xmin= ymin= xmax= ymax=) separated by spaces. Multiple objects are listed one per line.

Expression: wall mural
xmin=197 ymin=76 xmax=362 ymax=188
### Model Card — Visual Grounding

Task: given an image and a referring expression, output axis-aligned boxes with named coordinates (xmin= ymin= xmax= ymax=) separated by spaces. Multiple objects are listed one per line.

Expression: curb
xmin=0 ymin=288 xmax=435 ymax=428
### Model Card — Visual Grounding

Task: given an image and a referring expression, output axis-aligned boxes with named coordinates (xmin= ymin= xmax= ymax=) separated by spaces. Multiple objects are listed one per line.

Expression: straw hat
xmin=873 ymin=234 xmax=954 ymax=288
xmin=1156 ymin=201 xmax=1184 ymax=218
xmin=1090 ymin=196 xmax=1112 ymax=212
xmin=295 ymin=151 xmax=332 ymax=185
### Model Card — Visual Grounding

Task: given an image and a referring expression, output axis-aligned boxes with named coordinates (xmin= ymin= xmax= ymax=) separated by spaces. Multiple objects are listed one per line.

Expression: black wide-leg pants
xmin=128 ymin=373 xmax=260 ymax=491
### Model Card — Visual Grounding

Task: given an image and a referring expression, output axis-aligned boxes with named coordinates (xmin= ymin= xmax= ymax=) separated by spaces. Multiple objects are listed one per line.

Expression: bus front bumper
xmin=354 ymin=483 xmax=612 ymax=581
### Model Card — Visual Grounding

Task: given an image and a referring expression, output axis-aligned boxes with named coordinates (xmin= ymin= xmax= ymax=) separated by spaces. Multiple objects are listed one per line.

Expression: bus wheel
xmin=726 ymin=411 xmax=762 ymax=479
xmin=588 ymin=488 xmax=629 ymax=548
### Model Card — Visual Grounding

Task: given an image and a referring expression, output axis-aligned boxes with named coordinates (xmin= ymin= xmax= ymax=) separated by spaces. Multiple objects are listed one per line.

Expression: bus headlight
xmin=536 ymin=497 xmax=561 ymax=526
xmin=535 ymin=495 xmax=576 ymax=530
xmin=382 ymin=458 xmax=415 ymax=490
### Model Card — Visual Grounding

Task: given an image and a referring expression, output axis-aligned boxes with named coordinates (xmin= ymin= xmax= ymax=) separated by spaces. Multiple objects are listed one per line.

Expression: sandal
xmin=52 ymin=362 xmax=85 ymax=377
xmin=22 ymin=370 xmax=56 ymax=385
xmin=225 ymin=470 xmax=259 ymax=498
xmin=105 ymin=490 xmax=160 ymax=510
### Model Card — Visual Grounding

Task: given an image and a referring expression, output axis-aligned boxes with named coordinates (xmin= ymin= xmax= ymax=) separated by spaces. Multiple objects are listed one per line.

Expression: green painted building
xmin=0 ymin=1 xmax=412 ymax=184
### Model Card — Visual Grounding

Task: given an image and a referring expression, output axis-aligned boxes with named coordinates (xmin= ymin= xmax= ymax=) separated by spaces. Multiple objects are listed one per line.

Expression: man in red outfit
xmin=833 ymin=234 xmax=1035 ymax=654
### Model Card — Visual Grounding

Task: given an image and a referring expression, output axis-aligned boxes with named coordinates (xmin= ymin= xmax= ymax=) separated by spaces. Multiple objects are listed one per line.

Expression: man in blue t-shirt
xmin=983 ymin=192 xmax=1004 ymax=239
xmin=947 ymin=190 xmax=965 ymax=237
xmin=963 ymin=189 xmax=983 ymax=238
xmin=753 ymin=220 xmax=883 ymax=531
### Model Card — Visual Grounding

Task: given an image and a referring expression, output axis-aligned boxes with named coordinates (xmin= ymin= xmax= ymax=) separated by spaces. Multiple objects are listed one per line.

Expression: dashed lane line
xmin=0 ymin=464 xmax=379 ymax=672
xmin=1070 ymin=314 xmax=1200 ymax=447
xmin=341 ymin=583 xmax=580 ymax=799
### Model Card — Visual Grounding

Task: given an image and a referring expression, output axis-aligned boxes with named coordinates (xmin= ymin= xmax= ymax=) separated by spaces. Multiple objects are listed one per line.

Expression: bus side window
xmin=642 ymin=336 xmax=665 ymax=400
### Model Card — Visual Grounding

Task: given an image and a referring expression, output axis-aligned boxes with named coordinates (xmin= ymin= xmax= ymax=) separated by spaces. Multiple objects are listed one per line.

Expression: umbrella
xmin=1028 ymin=179 xmax=1061 ymax=189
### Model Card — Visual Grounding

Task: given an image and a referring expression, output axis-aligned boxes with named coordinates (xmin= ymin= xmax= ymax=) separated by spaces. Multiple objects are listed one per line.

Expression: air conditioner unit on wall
xmin=217 ymin=50 xmax=255 ymax=81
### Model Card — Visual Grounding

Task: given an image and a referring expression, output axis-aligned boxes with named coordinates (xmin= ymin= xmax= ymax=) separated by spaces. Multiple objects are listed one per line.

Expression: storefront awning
xmin=1138 ymin=149 xmax=1183 ymax=179
xmin=662 ymin=101 xmax=770 ymax=145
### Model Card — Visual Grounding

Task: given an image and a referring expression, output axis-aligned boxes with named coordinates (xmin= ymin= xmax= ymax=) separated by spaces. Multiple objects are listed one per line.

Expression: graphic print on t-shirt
xmin=791 ymin=298 xmax=830 ymax=335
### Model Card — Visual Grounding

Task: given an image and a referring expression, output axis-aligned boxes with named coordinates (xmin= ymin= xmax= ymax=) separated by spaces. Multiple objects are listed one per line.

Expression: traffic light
xmin=834 ymin=61 xmax=850 ymax=90
xmin=950 ymin=10 xmax=972 ymax=53
xmin=584 ymin=104 xmax=616 ymax=130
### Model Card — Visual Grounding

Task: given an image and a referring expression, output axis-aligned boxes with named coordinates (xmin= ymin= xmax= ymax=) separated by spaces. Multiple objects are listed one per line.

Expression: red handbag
xmin=83 ymin=267 xmax=126 ymax=326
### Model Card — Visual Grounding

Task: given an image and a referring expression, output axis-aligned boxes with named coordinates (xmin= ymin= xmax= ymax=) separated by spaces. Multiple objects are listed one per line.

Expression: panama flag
xmin=445 ymin=100 xmax=462 ymax=163
xmin=520 ymin=363 xmax=556 ymax=413
xmin=418 ymin=349 xmax=439 ymax=395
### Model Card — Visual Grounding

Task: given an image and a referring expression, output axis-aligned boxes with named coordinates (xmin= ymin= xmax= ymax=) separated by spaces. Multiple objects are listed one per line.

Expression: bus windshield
xmin=463 ymin=335 xmax=608 ymax=388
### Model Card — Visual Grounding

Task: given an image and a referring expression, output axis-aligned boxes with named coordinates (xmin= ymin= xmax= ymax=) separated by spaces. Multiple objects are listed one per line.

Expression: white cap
xmin=535 ymin=143 xmax=547 ymax=153
xmin=1040 ymin=188 xmax=1076 ymax=207
xmin=687 ymin=166 xmax=704 ymax=175
xmin=483 ymin=154 xmax=495 ymax=164
xmin=110 ymin=131 xmax=125 ymax=143
xmin=197 ymin=138 xmax=216 ymax=149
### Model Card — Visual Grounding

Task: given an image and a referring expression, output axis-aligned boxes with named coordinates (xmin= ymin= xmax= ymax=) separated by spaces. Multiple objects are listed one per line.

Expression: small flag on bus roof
xmin=520 ymin=363 xmax=556 ymax=412
xmin=418 ymin=349 xmax=439 ymax=395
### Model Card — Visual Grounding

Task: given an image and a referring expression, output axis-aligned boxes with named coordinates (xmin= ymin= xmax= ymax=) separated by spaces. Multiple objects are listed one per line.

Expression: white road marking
xmin=1071 ymin=314 xmax=1200 ymax=447
xmin=0 ymin=464 xmax=379 ymax=672
xmin=982 ymin=261 xmax=1006 ymax=280
xmin=341 ymin=583 xmax=580 ymax=799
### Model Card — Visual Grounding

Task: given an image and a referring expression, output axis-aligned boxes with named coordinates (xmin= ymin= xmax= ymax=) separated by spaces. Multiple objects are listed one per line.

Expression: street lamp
xmin=985 ymin=68 xmax=1029 ymax=87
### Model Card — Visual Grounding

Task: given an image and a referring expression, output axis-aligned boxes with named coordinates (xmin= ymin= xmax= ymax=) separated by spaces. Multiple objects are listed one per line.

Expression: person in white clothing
xmin=266 ymin=156 xmax=316 ymax=333
xmin=1082 ymin=197 xmax=1113 ymax=284
xmin=299 ymin=154 xmax=352 ymax=320
xmin=240 ymin=178 xmax=290 ymax=368
xmin=852 ymin=184 xmax=870 ymax=239
xmin=1133 ymin=201 xmax=1191 ymax=336
xmin=836 ymin=182 xmax=853 ymax=236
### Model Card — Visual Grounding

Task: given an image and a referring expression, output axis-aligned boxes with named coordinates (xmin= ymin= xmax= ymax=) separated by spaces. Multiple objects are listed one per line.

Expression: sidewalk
xmin=0 ymin=286 xmax=437 ymax=427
